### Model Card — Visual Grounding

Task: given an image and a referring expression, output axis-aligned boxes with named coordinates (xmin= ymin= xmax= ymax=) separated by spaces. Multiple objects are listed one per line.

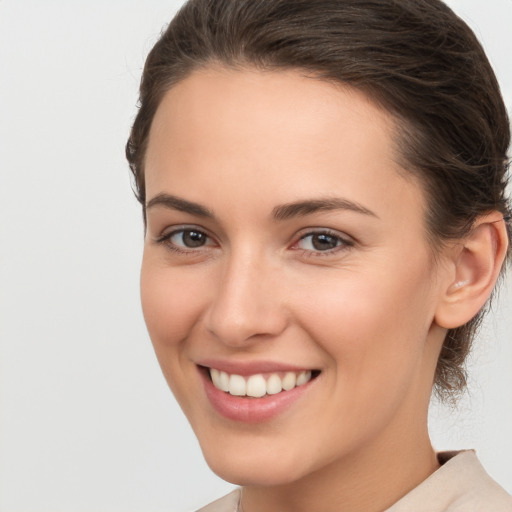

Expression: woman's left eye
xmin=294 ymin=231 xmax=352 ymax=253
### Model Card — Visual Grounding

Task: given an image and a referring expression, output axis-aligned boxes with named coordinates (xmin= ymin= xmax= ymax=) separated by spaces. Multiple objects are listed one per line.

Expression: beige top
xmin=196 ymin=451 xmax=512 ymax=512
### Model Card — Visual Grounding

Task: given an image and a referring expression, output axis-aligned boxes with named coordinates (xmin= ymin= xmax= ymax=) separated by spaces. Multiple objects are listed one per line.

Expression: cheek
xmin=295 ymin=262 xmax=435 ymax=392
xmin=140 ymin=256 xmax=212 ymax=414
xmin=140 ymin=256 xmax=207 ymax=351
xmin=289 ymin=274 xmax=434 ymax=456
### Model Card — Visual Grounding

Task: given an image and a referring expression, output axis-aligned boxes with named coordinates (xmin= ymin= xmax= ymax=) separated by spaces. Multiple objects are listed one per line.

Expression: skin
xmin=141 ymin=67 xmax=478 ymax=512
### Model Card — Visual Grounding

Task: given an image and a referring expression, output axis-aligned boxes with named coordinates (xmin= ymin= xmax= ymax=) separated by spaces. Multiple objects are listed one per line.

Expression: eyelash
xmin=155 ymin=226 xmax=354 ymax=258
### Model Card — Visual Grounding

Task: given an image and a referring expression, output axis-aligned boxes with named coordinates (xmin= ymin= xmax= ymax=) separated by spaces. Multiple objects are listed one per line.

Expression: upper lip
xmin=197 ymin=359 xmax=317 ymax=376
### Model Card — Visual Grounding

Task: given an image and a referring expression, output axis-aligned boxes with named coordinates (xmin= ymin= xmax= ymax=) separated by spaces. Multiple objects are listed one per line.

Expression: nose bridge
xmin=205 ymin=244 xmax=286 ymax=346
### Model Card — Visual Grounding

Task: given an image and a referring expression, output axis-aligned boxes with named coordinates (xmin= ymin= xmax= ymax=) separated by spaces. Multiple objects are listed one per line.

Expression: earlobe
xmin=434 ymin=212 xmax=509 ymax=329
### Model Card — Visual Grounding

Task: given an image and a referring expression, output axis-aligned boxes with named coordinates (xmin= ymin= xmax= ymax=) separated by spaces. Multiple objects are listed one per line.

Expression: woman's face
xmin=141 ymin=67 xmax=448 ymax=485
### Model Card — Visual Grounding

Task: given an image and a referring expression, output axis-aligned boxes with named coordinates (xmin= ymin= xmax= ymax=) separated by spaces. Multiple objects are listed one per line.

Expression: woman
xmin=126 ymin=1 xmax=512 ymax=510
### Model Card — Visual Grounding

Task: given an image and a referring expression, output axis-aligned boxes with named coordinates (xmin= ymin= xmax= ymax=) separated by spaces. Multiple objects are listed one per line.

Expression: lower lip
xmin=200 ymin=369 xmax=316 ymax=423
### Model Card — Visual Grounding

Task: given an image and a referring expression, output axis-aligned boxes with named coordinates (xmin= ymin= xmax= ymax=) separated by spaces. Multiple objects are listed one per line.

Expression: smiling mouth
xmin=204 ymin=367 xmax=321 ymax=398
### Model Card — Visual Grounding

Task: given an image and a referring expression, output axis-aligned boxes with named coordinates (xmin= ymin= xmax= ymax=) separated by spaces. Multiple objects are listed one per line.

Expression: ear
xmin=434 ymin=212 xmax=509 ymax=329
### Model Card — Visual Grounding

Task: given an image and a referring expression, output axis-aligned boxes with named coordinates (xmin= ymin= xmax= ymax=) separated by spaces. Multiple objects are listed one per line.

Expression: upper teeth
xmin=209 ymin=368 xmax=313 ymax=397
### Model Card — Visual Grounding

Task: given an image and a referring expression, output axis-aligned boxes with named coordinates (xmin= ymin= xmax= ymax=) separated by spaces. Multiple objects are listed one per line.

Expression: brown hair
xmin=126 ymin=0 xmax=511 ymax=400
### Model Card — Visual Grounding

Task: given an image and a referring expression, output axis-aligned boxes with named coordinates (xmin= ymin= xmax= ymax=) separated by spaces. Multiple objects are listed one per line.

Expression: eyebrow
xmin=145 ymin=193 xmax=378 ymax=221
xmin=146 ymin=193 xmax=214 ymax=218
xmin=272 ymin=198 xmax=378 ymax=221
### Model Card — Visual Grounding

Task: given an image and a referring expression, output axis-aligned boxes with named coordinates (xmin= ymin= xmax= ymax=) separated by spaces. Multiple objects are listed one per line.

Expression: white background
xmin=0 ymin=1 xmax=511 ymax=511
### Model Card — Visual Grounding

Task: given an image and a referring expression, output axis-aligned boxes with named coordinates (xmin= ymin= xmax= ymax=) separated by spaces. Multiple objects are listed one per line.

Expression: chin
xmin=206 ymin=459 xmax=306 ymax=487
xmin=199 ymin=438 xmax=312 ymax=486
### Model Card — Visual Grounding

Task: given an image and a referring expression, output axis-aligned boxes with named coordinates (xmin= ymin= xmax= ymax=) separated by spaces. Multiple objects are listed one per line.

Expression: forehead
xmin=147 ymin=66 xmax=396 ymax=160
xmin=145 ymin=66 xmax=426 ymax=228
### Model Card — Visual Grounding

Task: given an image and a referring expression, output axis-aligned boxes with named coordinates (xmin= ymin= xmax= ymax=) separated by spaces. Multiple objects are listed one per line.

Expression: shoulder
xmin=387 ymin=450 xmax=512 ymax=512
xmin=196 ymin=489 xmax=241 ymax=512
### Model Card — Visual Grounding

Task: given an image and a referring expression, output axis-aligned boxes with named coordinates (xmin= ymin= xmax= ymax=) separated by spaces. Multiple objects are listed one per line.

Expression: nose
xmin=204 ymin=249 xmax=288 ymax=347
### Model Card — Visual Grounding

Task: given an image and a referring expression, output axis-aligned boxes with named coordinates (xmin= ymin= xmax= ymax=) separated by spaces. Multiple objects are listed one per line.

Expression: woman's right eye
xmin=156 ymin=228 xmax=215 ymax=252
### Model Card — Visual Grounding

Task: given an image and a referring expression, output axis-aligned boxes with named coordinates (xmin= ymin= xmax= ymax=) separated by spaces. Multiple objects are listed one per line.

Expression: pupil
xmin=183 ymin=230 xmax=205 ymax=248
xmin=312 ymin=234 xmax=337 ymax=251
